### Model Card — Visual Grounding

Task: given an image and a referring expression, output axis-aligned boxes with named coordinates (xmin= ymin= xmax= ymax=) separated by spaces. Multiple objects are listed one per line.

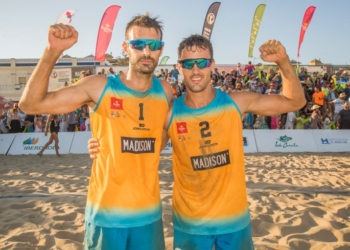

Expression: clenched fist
xmin=259 ymin=40 xmax=288 ymax=64
xmin=47 ymin=24 xmax=78 ymax=52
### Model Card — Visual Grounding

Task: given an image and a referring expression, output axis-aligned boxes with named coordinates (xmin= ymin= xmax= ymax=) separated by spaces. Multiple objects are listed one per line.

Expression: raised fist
xmin=259 ymin=40 xmax=288 ymax=64
xmin=47 ymin=24 xmax=78 ymax=52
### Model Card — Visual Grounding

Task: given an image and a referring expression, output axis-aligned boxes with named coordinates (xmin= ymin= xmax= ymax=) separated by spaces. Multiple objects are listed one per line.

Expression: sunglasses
xmin=125 ymin=39 xmax=164 ymax=51
xmin=177 ymin=58 xmax=213 ymax=70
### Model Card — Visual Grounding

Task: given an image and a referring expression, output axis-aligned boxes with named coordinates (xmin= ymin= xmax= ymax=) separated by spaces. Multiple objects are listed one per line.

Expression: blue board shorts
xmin=173 ymin=222 xmax=254 ymax=250
xmin=84 ymin=219 xmax=165 ymax=250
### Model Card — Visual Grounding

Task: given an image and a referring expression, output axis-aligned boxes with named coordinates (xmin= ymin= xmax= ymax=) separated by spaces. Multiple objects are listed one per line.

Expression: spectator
xmin=85 ymin=113 xmax=91 ymax=131
xmin=331 ymin=92 xmax=346 ymax=122
xmin=285 ymin=111 xmax=296 ymax=129
xmin=344 ymin=82 xmax=350 ymax=101
xmin=0 ymin=113 xmax=8 ymax=133
xmin=34 ymin=115 xmax=43 ymax=132
xmin=59 ymin=113 xmax=68 ymax=132
xmin=309 ymin=105 xmax=322 ymax=129
xmin=67 ymin=110 xmax=76 ymax=132
xmin=295 ymin=112 xmax=310 ymax=129
xmin=170 ymin=64 xmax=179 ymax=82
xmin=166 ymin=72 xmax=176 ymax=83
xmin=265 ymin=82 xmax=276 ymax=94
xmin=179 ymin=80 xmax=186 ymax=94
xmin=7 ymin=108 xmax=23 ymax=133
xmin=13 ymin=103 xmax=26 ymax=130
xmin=24 ymin=118 xmax=34 ymax=133
xmin=337 ymin=101 xmax=350 ymax=129
xmin=108 ymin=67 xmax=116 ymax=75
xmin=244 ymin=61 xmax=255 ymax=75
xmin=312 ymin=86 xmax=325 ymax=115
xmin=234 ymin=63 xmax=241 ymax=77
xmin=323 ymin=112 xmax=336 ymax=129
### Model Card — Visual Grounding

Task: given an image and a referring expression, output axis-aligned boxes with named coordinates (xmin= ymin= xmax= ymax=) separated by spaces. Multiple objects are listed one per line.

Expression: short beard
xmin=131 ymin=56 xmax=157 ymax=75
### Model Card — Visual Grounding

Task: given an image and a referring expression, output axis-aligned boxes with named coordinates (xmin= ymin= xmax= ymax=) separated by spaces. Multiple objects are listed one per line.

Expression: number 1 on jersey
xmin=139 ymin=103 xmax=144 ymax=120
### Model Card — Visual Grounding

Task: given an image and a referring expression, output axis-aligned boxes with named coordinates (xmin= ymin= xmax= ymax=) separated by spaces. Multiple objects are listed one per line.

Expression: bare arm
xmin=19 ymin=24 xmax=106 ymax=114
xmin=231 ymin=40 xmax=306 ymax=116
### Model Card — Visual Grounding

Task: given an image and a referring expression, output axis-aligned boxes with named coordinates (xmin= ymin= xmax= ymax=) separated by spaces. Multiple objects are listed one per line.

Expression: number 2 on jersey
xmin=199 ymin=121 xmax=211 ymax=138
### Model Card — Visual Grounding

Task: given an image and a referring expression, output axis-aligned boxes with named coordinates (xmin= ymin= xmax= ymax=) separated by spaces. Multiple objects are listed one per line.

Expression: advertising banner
xmin=243 ymin=130 xmax=257 ymax=153
xmin=49 ymin=68 xmax=72 ymax=91
xmin=8 ymin=132 xmax=74 ymax=155
xmin=254 ymin=130 xmax=318 ymax=153
xmin=0 ymin=134 xmax=16 ymax=155
xmin=69 ymin=132 xmax=92 ymax=154
xmin=312 ymin=130 xmax=350 ymax=152
xmin=201 ymin=2 xmax=221 ymax=40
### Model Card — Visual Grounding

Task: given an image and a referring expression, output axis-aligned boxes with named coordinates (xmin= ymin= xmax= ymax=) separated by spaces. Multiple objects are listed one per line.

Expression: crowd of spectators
xmin=206 ymin=62 xmax=350 ymax=130
xmin=1 ymin=64 xmax=349 ymax=134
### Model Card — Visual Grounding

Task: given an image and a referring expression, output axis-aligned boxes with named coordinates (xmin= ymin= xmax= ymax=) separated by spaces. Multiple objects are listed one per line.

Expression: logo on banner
xmin=51 ymin=71 xmax=58 ymax=78
xmin=101 ymin=23 xmax=113 ymax=33
xmin=206 ymin=13 xmax=215 ymax=25
xmin=23 ymin=137 xmax=39 ymax=145
xmin=176 ymin=122 xmax=188 ymax=134
xmin=111 ymin=98 xmax=123 ymax=110
xmin=243 ymin=137 xmax=248 ymax=147
xmin=321 ymin=138 xmax=348 ymax=145
xmin=275 ymin=135 xmax=298 ymax=148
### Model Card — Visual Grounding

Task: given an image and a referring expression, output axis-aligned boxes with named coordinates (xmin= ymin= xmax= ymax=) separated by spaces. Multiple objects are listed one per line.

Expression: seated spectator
xmin=331 ymin=92 xmax=346 ymax=122
xmin=265 ymin=83 xmax=276 ymax=94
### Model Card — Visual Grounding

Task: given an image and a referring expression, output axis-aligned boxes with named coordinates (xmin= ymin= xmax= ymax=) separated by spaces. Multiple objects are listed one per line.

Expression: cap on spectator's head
xmin=339 ymin=93 xmax=346 ymax=98
xmin=311 ymin=104 xmax=320 ymax=110
xmin=4 ymin=103 xmax=10 ymax=108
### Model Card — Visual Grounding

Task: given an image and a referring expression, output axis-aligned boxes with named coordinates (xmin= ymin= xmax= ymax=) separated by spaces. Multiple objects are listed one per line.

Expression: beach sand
xmin=0 ymin=153 xmax=350 ymax=249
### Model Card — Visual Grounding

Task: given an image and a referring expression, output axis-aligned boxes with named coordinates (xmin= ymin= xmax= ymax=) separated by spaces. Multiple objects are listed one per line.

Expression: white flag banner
xmin=56 ymin=10 xmax=76 ymax=25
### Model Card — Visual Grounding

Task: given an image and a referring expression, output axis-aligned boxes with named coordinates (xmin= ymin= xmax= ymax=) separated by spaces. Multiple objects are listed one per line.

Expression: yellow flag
xmin=248 ymin=4 xmax=266 ymax=58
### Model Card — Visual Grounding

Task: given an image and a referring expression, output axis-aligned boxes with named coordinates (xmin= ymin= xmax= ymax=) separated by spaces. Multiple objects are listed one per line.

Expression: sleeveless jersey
xmin=86 ymin=75 xmax=169 ymax=228
xmin=167 ymin=88 xmax=250 ymax=235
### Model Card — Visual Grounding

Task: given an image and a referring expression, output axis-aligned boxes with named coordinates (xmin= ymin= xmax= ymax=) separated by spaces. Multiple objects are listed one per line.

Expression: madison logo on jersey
xmin=111 ymin=97 xmax=123 ymax=110
xmin=190 ymin=150 xmax=230 ymax=171
xmin=176 ymin=122 xmax=188 ymax=134
xmin=121 ymin=137 xmax=155 ymax=154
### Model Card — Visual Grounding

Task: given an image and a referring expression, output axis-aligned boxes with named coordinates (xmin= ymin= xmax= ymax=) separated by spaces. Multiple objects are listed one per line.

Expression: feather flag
xmin=56 ymin=10 xmax=76 ymax=24
xmin=202 ymin=2 xmax=221 ymax=40
xmin=248 ymin=4 xmax=266 ymax=58
xmin=297 ymin=6 xmax=316 ymax=57
xmin=159 ymin=56 xmax=170 ymax=65
xmin=95 ymin=5 xmax=121 ymax=62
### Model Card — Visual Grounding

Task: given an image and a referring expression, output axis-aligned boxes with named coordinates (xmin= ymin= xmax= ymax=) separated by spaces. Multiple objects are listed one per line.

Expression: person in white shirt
xmin=85 ymin=113 xmax=91 ymax=131
xmin=331 ymin=93 xmax=346 ymax=122
xmin=285 ymin=111 xmax=296 ymax=129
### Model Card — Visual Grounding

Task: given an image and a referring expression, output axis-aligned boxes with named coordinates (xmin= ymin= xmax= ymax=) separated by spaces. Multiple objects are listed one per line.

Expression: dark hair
xmin=125 ymin=13 xmax=163 ymax=40
xmin=177 ymin=34 xmax=213 ymax=59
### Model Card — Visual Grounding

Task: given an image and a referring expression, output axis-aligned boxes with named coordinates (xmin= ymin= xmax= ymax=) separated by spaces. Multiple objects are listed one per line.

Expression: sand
xmin=0 ymin=153 xmax=350 ymax=250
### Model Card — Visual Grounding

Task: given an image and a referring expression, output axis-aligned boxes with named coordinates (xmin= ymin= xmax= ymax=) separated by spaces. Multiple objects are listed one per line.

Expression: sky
xmin=0 ymin=0 xmax=349 ymax=65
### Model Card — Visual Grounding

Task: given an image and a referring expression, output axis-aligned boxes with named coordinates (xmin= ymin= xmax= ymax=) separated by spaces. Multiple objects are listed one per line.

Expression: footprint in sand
xmin=53 ymin=212 xmax=77 ymax=221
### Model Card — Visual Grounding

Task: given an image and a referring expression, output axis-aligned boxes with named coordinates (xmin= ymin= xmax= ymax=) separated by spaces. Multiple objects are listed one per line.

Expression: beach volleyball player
xmin=89 ymin=35 xmax=306 ymax=249
xmin=19 ymin=15 xmax=173 ymax=250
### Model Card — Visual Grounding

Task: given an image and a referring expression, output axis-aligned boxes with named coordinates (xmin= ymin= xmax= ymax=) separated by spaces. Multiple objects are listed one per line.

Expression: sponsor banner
xmin=49 ymin=68 xmax=72 ymax=91
xmin=0 ymin=134 xmax=16 ymax=155
xmin=69 ymin=132 xmax=92 ymax=154
xmin=161 ymin=140 xmax=173 ymax=154
xmin=8 ymin=132 xmax=74 ymax=155
xmin=243 ymin=130 xmax=258 ymax=153
xmin=254 ymin=130 xmax=318 ymax=152
xmin=312 ymin=130 xmax=350 ymax=152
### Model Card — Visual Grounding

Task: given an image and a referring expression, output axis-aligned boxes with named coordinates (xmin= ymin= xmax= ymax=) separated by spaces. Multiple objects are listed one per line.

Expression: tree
xmin=113 ymin=51 xmax=129 ymax=65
